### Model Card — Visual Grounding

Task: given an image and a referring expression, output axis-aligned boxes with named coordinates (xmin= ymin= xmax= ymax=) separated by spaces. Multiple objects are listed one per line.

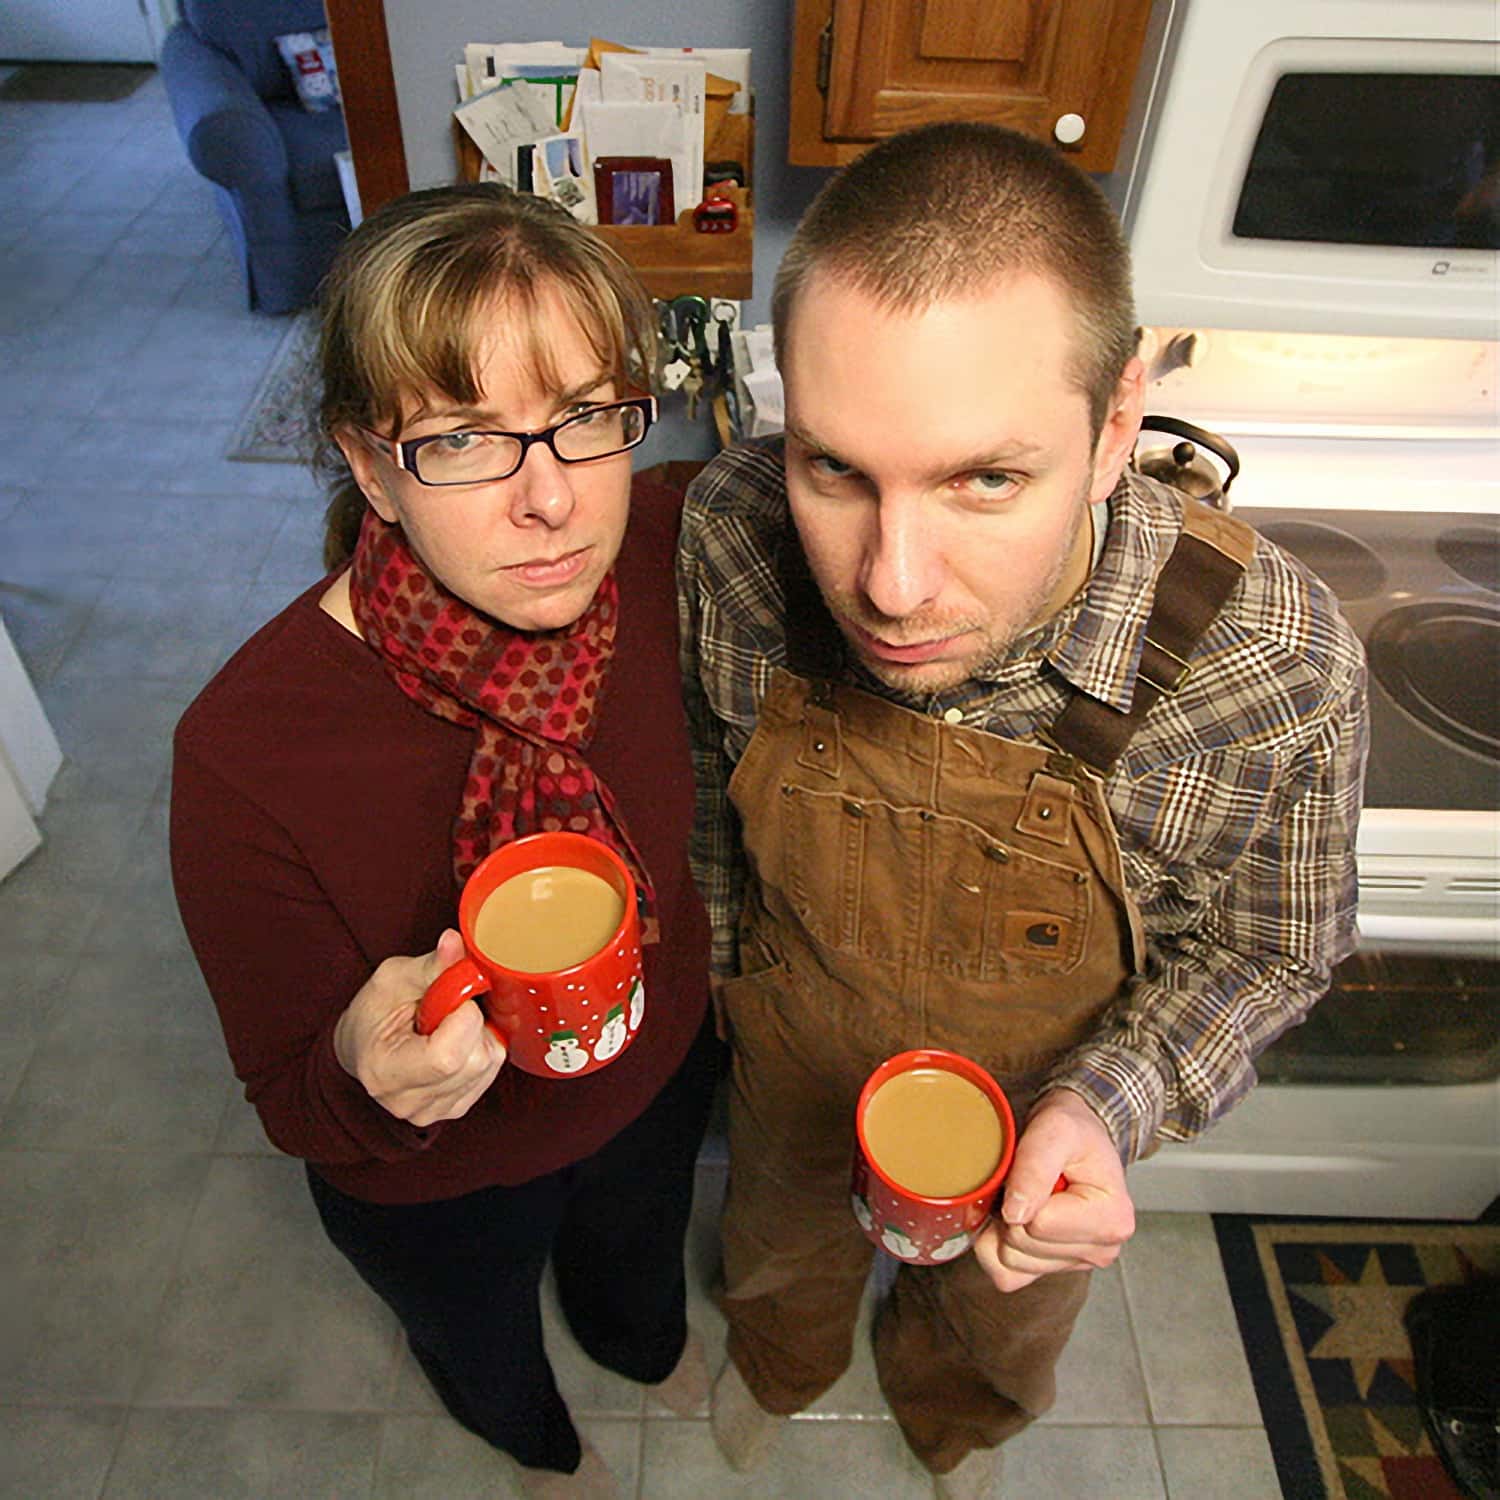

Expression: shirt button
xmin=942 ymin=707 xmax=963 ymax=725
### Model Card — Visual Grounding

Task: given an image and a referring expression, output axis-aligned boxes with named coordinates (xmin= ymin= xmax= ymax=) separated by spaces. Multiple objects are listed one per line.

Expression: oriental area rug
xmin=0 ymin=63 xmax=154 ymax=103
xmin=225 ymin=310 xmax=320 ymax=463
xmin=1215 ymin=1216 xmax=1500 ymax=1500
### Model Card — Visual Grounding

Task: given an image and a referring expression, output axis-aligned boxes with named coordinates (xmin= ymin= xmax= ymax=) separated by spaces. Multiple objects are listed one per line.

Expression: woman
xmin=170 ymin=184 xmax=720 ymax=1498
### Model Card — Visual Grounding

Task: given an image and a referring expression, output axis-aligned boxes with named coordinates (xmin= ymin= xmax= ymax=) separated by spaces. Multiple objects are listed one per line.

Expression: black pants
xmin=307 ymin=1014 xmax=722 ymax=1473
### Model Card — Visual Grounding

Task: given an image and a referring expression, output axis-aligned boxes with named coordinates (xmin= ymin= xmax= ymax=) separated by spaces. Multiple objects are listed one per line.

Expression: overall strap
xmin=1047 ymin=501 xmax=1258 ymax=775
xmin=775 ymin=529 xmax=847 ymax=680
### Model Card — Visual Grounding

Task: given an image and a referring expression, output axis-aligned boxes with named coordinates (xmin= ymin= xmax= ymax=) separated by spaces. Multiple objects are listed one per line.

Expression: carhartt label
xmin=1003 ymin=911 xmax=1073 ymax=953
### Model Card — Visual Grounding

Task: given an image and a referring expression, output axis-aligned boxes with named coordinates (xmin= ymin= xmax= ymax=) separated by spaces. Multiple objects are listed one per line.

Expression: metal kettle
xmin=1133 ymin=416 xmax=1241 ymax=511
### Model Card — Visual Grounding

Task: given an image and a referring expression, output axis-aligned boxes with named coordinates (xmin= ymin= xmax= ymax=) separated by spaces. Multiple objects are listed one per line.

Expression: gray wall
xmin=381 ymin=0 xmax=833 ymax=459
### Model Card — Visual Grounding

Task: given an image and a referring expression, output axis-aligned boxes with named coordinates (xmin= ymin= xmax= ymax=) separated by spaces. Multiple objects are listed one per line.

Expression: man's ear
xmin=1088 ymin=356 xmax=1146 ymax=505
xmin=333 ymin=426 xmax=400 ymax=525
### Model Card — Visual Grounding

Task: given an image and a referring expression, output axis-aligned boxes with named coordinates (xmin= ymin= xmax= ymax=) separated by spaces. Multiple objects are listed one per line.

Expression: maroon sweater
xmin=171 ymin=478 xmax=709 ymax=1204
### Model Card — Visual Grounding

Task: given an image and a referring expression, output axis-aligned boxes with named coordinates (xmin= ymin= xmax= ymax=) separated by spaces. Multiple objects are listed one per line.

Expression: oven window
xmin=1232 ymin=73 xmax=1500 ymax=250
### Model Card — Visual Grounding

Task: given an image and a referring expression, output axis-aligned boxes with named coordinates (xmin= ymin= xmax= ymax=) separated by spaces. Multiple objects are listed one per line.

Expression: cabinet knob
xmin=1053 ymin=113 xmax=1086 ymax=147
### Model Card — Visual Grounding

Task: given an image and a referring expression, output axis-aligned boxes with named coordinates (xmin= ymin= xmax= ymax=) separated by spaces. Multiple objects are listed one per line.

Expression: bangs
xmin=349 ymin=236 xmax=634 ymax=436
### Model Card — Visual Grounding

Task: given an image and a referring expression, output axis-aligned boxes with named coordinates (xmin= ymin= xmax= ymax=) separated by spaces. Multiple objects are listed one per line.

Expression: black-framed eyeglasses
xmin=362 ymin=396 xmax=656 ymax=486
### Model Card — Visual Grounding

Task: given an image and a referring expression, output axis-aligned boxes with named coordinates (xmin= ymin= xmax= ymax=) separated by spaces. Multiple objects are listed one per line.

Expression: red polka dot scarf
xmin=348 ymin=508 xmax=657 ymax=937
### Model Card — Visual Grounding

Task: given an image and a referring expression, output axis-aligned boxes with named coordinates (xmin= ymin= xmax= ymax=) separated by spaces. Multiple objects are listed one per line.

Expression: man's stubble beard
xmin=823 ymin=493 xmax=1089 ymax=705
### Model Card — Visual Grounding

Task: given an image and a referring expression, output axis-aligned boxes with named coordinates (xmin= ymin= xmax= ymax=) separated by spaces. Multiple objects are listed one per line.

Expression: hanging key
xmin=682 ymin=358 xmax=704 ymax=421
xmin=671 ymin=295 xmax=713 ymax=379
xmin=654 ymin=299 xmax=685 ymax=390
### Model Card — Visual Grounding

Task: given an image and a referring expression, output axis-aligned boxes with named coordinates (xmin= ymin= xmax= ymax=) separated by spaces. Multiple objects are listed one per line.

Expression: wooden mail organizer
xmin=453 ymin=105 xmax=754 ymax=301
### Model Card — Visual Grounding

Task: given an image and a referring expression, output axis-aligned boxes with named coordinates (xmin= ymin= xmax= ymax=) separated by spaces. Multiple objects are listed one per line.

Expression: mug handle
xmin=415 ymin=955 xmax=501 ymax=1039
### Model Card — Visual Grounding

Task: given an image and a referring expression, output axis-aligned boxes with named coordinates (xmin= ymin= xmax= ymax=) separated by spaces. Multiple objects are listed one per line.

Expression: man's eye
xmin=965 ymin=470 xmax=1019 ymax=498
xmin=809 ymin=453 xmax=855 ymax=479
xmin=434 ymin=431 xmax=482 ymax=453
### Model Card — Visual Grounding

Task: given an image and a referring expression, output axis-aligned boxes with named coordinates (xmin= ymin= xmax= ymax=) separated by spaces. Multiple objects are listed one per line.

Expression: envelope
xmin=585 ymin=37 xmax=740 ymax=158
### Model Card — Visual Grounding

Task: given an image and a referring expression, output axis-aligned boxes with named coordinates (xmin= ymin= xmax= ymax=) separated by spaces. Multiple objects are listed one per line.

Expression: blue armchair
xmin=161 ymin=0 xmax=350 ymax=315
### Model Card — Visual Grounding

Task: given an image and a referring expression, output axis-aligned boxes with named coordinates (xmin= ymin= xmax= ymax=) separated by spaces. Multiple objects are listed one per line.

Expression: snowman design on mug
xmin=544 ymin=1030 xmax=590 ymax=1073
xmin=880 ymin=1223 xmax=922 ymax=1260
xmin=930 ymin=1229 xmax=974 ymax=1262
xmin=593 ymin=1004 xmax=628 ymax=1062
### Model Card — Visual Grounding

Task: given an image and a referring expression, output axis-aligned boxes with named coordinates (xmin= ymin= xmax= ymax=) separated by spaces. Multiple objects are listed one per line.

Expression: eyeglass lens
xmin=413 ymin=403 xmax=647 ymax=484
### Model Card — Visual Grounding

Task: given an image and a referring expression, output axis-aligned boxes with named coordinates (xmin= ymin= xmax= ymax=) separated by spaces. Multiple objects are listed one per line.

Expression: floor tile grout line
xmin=632 ymin=1405 xmax=648 ymax=1500
xmin=1113 ymin=1242 xmax=1164 ymax=1431
xmin=91 ymin=1404 xmax=132 ymax=1500
xmin=120 ymin=1151 xmax=216 ymax=1418
xmin=364 ymin=1397 xmax=391 ymax=1500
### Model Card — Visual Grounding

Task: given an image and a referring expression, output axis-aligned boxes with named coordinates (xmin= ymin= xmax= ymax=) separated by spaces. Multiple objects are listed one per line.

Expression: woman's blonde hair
xmin=772 ymin=122 xmax=1138 ymax=444
xmin=313 ymin=183 xmax=657 ymax=569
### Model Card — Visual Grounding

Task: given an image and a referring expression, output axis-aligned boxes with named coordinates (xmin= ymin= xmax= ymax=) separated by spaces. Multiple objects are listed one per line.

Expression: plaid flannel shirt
xmin=677 ymin=436 xmax=1368 ymax=1163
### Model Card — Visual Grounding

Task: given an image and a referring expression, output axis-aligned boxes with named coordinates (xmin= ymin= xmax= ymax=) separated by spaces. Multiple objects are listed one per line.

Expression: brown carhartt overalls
xmin=716 ymin=502 xmax=1254 ymax=1473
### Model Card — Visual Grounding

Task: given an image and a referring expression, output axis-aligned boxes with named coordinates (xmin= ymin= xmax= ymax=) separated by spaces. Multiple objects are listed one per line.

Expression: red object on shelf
xmin=693 ymin=192 xmax=739 ymax=234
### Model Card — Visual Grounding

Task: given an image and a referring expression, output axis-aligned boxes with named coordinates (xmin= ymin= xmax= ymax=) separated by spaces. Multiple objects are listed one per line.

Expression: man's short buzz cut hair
xmin=772 ymin=121 xmax=1139 ymax=443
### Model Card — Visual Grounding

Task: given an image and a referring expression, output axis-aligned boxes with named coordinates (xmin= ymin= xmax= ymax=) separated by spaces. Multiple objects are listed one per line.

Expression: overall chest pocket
xmin=778 ymin=783 xmax=1091 ymax=981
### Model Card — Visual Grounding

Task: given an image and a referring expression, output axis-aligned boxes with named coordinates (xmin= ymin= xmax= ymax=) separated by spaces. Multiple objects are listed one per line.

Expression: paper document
xmin=600 ymin=52 xmax=705 ymax=210
xmin=639 ymin=46 xmax=751 ymax=112
xmin=454 ymin=80 xmax=558 ymax=186
xmin=735 ymin=325 xmax=782 ymax=437
xmin=464 ymin=42 xmax=581 ymax=91
xmin=742 ymin=327 xmax=776 ymax=372
xmin=534 ymin=133 xmax=597 ymax=223
xmin=584 ymin=100 xmax=694 ymax=220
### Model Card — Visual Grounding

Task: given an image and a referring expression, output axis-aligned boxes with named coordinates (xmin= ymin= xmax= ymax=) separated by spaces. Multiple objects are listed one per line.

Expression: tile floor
xmin=0 ymin=70 xmax=1284 ymax=1499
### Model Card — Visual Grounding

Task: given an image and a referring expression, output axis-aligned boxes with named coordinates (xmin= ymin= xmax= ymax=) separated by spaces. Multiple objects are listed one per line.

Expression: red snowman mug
xmin=851 ymin=1049 xmax=1065 ymax=1265
xmin=415 ymin=832 xmax=644 ymax=1079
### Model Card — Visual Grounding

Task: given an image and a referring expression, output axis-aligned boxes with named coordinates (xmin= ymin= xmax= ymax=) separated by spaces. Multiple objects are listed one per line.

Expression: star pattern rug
xmin=1216 ymin=1217 xmax=1500 ymax=1499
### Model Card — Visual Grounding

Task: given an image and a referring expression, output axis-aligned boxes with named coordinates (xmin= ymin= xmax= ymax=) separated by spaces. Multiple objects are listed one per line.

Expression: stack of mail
xmin=453 ymin=37 xmax=750 ymax=227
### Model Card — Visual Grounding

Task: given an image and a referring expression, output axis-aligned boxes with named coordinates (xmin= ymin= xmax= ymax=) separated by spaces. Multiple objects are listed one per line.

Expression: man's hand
xmin=971 ymin=1088 xmax=1136 ymax=1293
xmin=333 ymin=929 xmax=506 ymax=1126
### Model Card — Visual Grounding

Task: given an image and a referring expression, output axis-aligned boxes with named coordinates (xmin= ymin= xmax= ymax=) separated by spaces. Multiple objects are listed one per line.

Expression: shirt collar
xmin=958 ymin=471 xmax=1183 ymax=715
xmin=1043 ymin=471 xmax=1184 ymax=713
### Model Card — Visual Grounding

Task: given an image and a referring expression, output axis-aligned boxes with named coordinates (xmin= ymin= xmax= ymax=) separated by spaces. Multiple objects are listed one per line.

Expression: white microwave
xmin=1113 ymin=0 xmax=1499 ymax=342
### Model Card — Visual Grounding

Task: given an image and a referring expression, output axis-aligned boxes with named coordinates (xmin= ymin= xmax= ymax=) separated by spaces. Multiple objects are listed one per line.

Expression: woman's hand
xmin=333 ymin=929 xmax=506 ymax=1126
xmin=971 ymin=1089 xmax=1136 ymax=1293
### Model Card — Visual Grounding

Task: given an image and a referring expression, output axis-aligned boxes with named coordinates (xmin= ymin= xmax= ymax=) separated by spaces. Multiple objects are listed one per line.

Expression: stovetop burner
xmin=1234 ymin=505 xmax=1500 ymax=812
xmin=1436 ymin=523 xmax=1500 ymax=594
xmin=1254 ymin=520 xmax=1387 ymax=602
xmin=1369 ymin=603 xmax=1500 ymax=762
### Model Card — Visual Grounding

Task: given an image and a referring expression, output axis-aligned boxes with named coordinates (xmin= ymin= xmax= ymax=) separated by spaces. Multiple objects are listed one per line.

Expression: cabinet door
xmin=792 ymin=0 xmax=1155 ymax=173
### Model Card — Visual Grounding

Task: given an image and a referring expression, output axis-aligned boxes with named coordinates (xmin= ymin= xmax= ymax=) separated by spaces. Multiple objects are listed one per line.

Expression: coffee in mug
xmin=861 ymin=1066 xmax=1005 ymax=1198
xmin=851 ymin=1049 xmax=1019 ymax=1265
xmin=416 ymin=832 xmax=644 ymax=1079
xmin=473 ymin=865 xmax=625 ymax=973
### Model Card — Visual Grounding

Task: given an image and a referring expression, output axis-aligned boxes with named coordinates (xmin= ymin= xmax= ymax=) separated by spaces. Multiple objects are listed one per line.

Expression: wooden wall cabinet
xmin=790 ymin=0 xmax=1155 ymax=174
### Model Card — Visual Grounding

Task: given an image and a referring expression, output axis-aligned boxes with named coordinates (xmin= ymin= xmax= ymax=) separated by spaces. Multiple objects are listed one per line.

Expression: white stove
xmin=1230 ymin=433 xmax=1499 ymax=958
xmin=1127 ymin=327 xmax=1500 ymax=1219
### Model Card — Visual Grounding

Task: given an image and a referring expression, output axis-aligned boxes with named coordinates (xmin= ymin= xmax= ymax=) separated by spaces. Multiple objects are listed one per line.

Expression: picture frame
xmin=592 ymin=156 xmax=676 ymax=227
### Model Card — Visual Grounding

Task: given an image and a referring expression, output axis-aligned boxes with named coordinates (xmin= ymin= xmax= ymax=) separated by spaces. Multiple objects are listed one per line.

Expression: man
xmin=678 ymin=123 xmax=1366 ymax=1497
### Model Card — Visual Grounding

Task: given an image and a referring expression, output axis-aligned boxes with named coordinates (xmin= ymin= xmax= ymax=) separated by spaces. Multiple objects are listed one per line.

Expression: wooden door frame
xmin=324 ymin=0 xmax=409 ymax=215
